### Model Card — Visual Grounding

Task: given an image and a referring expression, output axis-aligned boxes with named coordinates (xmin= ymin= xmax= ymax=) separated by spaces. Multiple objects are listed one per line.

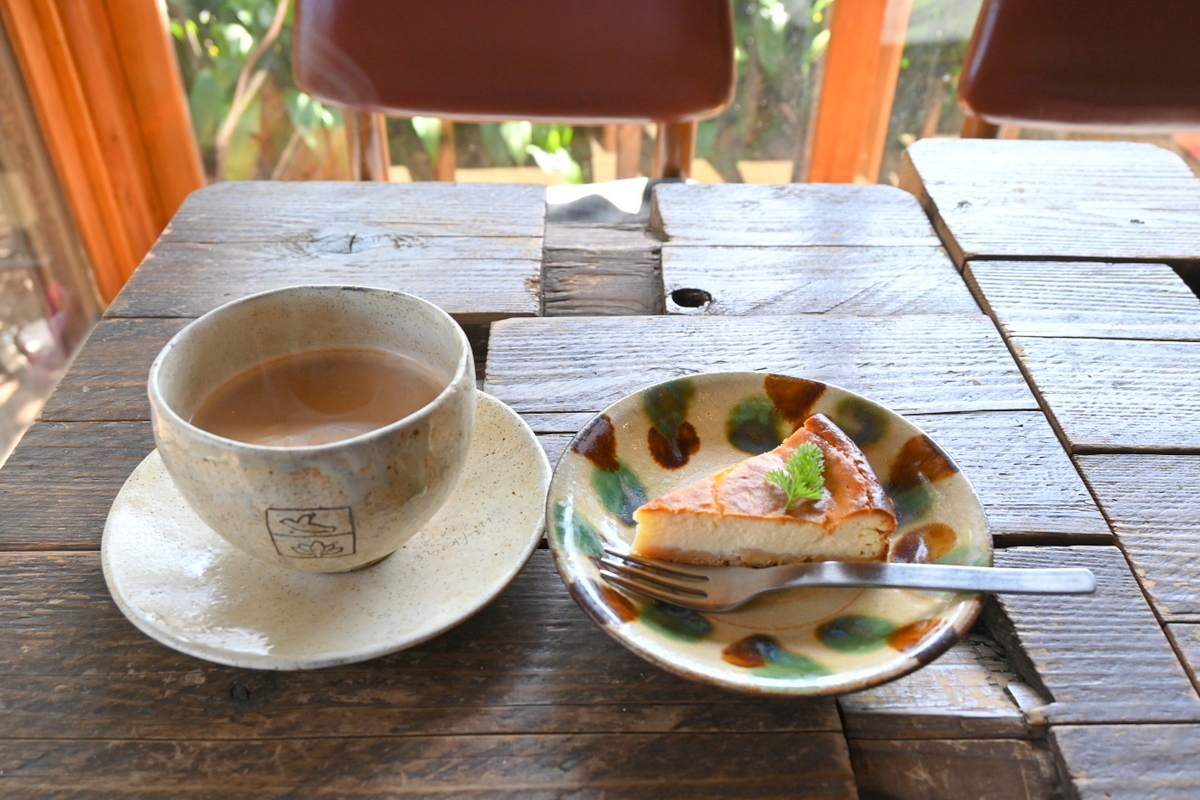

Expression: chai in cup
xmin=148 ymin=285 xmax=476 ymax=573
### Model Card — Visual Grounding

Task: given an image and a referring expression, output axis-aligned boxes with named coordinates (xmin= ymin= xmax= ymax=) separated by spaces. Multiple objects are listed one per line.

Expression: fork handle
xmin=781 ymin=562 xmax=1096 ymax=595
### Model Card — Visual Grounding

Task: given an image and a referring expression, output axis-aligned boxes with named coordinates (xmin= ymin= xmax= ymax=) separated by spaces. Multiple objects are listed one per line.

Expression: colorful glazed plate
xmin=545 ymin=372 xmax=991 ymax=695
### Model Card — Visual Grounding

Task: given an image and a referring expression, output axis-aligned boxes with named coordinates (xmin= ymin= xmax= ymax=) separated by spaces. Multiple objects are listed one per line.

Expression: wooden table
xmin=3 ymin=141 xmax=1200 ymax=798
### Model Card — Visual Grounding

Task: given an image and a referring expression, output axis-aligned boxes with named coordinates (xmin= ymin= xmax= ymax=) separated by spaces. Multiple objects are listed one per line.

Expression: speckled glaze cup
xmin=148 ymin=285 xmax=476 ymax=573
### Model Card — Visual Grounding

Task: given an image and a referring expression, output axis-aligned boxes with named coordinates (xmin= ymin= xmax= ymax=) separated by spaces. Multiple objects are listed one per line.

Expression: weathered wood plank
xmin=650 ymin=183 xmax=940 ymax=247
xmin=0 ymin=421 xmax=153 ymax=551
xmin=486 ymin=315 xmax=1038 ymax=416
xmin=0 ymin=732 xmax=860 ymax=799
xmin=849 ymin=738 xmax=1063 ymax=800
xmin=896 ymin=411 xmax=1109 ymax=545
xmin=108 ymin=240 xmax=542 ymax=323
xmin=160 ymin=181 xmax=547 ymax=242
xmin=901 ymin=139 xmax=1200 ymax=266
xmin=839 ymin=633 xmax=1035 ymax=740
xmin=1051 ymin=724 xmax=1200 ymax=800
xmin=534 ymin=410 xmax=1111 ymax=545
xmin=1076 ymin=455 xmax=1200 ymax=622
xmin=1169 ymin=623 xmax=1200 ymax=686
xmin=1009 ymin=336 xmax=1200 ymax=453
xmin=543 ymin=222 xmax=661 ymax=317
xmin=661 ymin=245 xmax=981 ymax=316
xmin=988 ymin=546 xmax=1200 ymax=724
xmin=965 ymin=260 xmax=1200 ymax=341
xmin=37 ymin=318 xmax=186 ymax=423
xmin=0 ymin=551 xmax=842 ymax=739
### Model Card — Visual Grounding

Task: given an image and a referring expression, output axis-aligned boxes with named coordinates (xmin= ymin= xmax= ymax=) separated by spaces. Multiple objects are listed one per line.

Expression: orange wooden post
xmin=0 ymin=0 xmax=203 ymax=303
xmin=808 ymin=0 xmax=912 ymax=184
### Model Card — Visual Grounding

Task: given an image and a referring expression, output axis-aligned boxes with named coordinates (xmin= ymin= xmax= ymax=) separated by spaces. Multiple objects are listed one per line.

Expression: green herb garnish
xmin=766 ymin=442 xmax=825 ymax=511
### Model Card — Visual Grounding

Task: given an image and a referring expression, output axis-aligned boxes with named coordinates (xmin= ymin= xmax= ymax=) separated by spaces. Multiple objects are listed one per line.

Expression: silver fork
xmin=599 ymin=548 xmax=1096 ymax=612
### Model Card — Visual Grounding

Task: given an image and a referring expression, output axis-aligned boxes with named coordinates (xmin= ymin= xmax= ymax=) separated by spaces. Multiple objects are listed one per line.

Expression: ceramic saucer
xmin=102 ymin=392 xmax=550 ymax=670
xmin=547 ymin=372 xmax=991 ymax=696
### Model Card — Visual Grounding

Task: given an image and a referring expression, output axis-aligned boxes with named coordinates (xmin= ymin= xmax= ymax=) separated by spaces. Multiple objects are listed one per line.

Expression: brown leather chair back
xmin=959 ymin=0 xmax=1200 ymax=131
xmin=293 ymin=0 xmax=736 ymax=178
xmin=294 ymin=0 xmax=734 ymax=123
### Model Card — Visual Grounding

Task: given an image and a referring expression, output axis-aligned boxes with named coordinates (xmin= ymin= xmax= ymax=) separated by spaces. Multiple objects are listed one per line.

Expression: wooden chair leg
xmin=653 ymin=121 xmax=696 ymax=179
xmin=960 ymin=112 xmax=1000 ymax=139
xmin=615 ymin=124 xmax=642 ymax=179
xmin=436 ymin=119 xmax=456 ymax=181
xmin=345 ymin=110 xmax=391 ymax=180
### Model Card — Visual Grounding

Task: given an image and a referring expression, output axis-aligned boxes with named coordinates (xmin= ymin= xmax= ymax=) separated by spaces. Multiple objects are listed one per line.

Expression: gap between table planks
xmin=1076 ymin=455 xmax=1200 ymax=624
xmin=660 ymin=245 xmax=981 ymax=317
xmin=900 ymin=138 xmax=1200 ymax=268
xmin=964 ymin=260 xmax=1200 ymax=342
xmin=987 ymin=547 xmax=1200 ymax=726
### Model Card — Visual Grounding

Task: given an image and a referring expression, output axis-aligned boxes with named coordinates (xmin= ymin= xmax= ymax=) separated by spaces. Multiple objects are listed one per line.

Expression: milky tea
xmin=190 ymin=347 xmax=445 ymax=447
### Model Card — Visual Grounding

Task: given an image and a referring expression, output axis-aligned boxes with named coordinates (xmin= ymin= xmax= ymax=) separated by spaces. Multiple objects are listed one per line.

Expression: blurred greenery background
xmin=166 ymin=0 xmax=984 ymax=185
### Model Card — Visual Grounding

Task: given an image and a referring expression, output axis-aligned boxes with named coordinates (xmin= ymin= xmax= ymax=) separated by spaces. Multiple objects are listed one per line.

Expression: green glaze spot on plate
xmin=817 ymin=615 xmax=896 ymax=653
xmin=551 ymin=500 xmax=605 ymax=557
xmin=591 ymin=461 xmax=647 ymax=526
xmin=726 ymin=396 xmax=784 ymax=454
xmin=546 ymin=371 xmax=991 ymax=697
xmin=640 ymin=600 xmax=715 ymax=642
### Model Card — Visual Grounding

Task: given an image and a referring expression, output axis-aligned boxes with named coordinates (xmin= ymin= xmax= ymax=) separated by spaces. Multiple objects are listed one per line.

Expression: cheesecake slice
xmin=631 ymin=414 xmax=895 ymax=566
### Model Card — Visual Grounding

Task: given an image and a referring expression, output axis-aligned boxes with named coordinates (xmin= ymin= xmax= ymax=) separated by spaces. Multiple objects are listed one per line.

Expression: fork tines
xmin=601 ymin=548 xmax=710 ymax=582
xmin=599 ymin=548 xmax=710 ymax=601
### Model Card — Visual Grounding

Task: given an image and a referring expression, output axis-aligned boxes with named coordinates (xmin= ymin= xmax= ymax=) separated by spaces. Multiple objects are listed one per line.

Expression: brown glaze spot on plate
xmin=765 ymin=375 xmax=826 ymax=428
xmin=889 ymin=434 xmax=958 ymax=491
xmin=890 ymin=523 xmax=958 ymax=563
xmin=595 ymin=582 xmax=639 ymax=623
xmin=887 ymin=618 xmax=947 ymax=651
xmin=571 ymin=414 xmax=618 ymax=472
xmin=722 ymin=635 xmax=770 ymax=668
xmin=648 ymin=421 xmax=700 ymax=469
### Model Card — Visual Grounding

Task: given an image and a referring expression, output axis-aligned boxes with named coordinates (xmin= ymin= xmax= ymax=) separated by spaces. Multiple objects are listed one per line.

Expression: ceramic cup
xmin=148 ymin=285 xmax=476 ymax=573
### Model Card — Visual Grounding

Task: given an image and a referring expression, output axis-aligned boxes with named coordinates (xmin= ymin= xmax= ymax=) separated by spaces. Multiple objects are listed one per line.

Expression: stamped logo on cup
xmin=266 ymin=507 xmax=356 ymax=559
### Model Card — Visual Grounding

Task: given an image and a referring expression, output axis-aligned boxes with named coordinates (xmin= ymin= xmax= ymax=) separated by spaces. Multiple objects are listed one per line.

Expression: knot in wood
xmin=670 ymin=287 xmax=713 ymax=308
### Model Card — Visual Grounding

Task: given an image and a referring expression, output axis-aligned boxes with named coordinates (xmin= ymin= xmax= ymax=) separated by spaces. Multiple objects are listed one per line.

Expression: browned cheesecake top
xmin=638 ymin=414 xmax=895 ymax=531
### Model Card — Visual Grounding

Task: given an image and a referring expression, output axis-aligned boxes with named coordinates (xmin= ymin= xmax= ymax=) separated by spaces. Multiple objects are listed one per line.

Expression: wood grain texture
xmin=989 ymin=547 xmax=1200 ymax=724
xmin=0 ymin=421 xmax=153 ymax=550
xmin=107 ymin=239 xmax=543 ymax=323
xmin=1051 ymin=724 xmax=1200 ymax=800
xmin=1076 ymin=455 xmax=1200 ymax=622
xmin=486 ymin=315 xmax=1038 ymax=416
xmin=901 ymin=139 xmax=1200 ymax=266
xmin=849 ymin=738 xmax=1063 ymax=800
xmin=650 ymin=182 xmax=939 ymax=247
xmin=661 ymin=245 xmax=980 ymax=316
xmin=1169 ymin=623 xmax=1200 ymax=687
xmin=909 ymin=411 xmax=1109 ymax=544
xmin=0 ymin=732 xmax=858 ymax=799
xmin=0 ymin=551 xmax=843 ymax=739
xmin=37 ymin=317 xmax=187 ymax=422
xmin=533 ymin=410 xmax=1111 ymax=544
xmin=965 ymin=261 xmax=1200 ymax=340
xmin=543 ymin=222 xmax=662 ymax=316
xmin=839 ymin=633 xmax=1035 ymax=740
xmin=1009 ymin=336 xmax=1200 ymax=453
xmin=160 ymin=181 xmax=548 ymax=242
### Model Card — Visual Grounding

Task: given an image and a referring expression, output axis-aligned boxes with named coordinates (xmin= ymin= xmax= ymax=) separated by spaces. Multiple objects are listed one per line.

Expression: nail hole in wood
xmin=670 ymin=288 xmax=712 ymax=308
